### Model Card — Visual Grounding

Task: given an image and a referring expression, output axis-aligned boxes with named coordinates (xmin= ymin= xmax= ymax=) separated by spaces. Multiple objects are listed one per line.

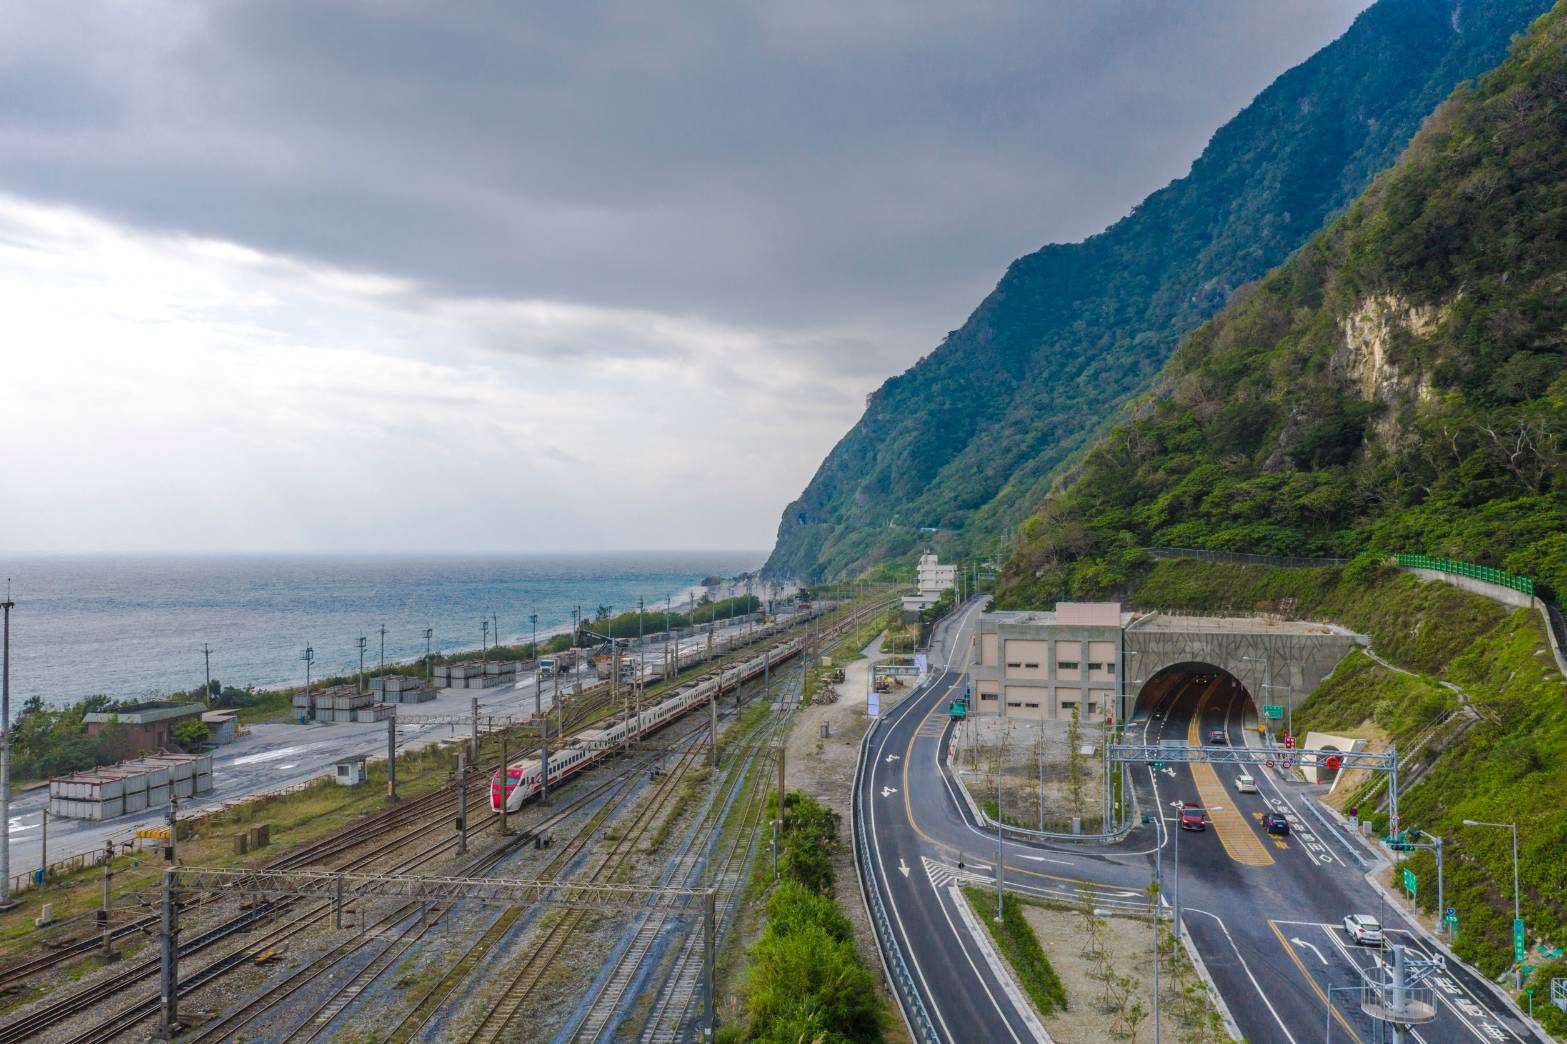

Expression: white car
xmin=1234 ymin=775 xmax=1258 ymax=793
xmin=1343 ymin=914 xmax=1384 ymax=946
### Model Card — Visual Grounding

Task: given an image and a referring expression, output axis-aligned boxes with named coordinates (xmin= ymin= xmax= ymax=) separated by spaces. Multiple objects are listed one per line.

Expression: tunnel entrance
xmin=1133 ymin=661 xmax=1258 ymax=738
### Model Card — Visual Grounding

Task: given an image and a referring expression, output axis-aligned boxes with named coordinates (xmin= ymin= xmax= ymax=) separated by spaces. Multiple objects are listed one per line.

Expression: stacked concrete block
xmin=49 ymin=752 xmax=214 ymax=820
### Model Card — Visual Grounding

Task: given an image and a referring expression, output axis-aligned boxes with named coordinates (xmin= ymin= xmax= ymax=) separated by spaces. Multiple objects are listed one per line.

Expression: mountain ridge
xmin=765 ymin=0 xmax=1553 ymax=582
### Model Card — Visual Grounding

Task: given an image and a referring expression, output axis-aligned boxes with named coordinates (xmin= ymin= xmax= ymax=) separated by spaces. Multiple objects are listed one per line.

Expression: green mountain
xmin=995 ymin=0 xmax=1567 ymax=607
xmin=765 ymin=0 xmax=1552 ymax=583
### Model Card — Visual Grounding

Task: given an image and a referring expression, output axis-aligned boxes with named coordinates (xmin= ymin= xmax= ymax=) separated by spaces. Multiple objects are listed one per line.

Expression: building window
xmin=1023 ymin=662 xmax=1040 ymax=669
xmin=1024 ymin=702 xmax=1039 ymax=709
xmin=1006 ymin=661 xmax=1022 ymax=669
xmin=1007 ymin=701 xmax=1022 ymax=708
xmin=1058 ymin=660 xmax=1080 ymax=671
xmin=1086 ymin=703 xmax=1097 ymax=714
xmin=1087 ymin=662 xmax=1104 ymax=672
xmin=980 ymin=693 xmax=997 ymax=701
xmin=1061 ymin=700 xmax=1076 ymax=710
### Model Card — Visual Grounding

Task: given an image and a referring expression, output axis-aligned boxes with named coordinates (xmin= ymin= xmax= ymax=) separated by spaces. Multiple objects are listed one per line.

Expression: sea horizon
xmin=0 ymin=550 xmax=768 ymax=710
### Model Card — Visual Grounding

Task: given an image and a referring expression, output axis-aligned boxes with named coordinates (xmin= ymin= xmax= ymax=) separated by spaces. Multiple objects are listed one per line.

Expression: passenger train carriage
xmin=490 ymin=638 xmax=803 ymax=813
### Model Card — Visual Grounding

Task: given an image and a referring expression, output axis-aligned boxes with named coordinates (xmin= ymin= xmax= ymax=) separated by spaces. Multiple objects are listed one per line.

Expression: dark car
xmin=1263 ymin=812 xmax=1290 ymax=836
xmin=1179 ymin=803 xmax=1206 ymax=831
xmin=1206 ymin=730 xmax=1228 ymax=745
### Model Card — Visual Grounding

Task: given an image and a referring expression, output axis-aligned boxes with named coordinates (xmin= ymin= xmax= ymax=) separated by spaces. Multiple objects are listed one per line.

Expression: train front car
xmin=490 ymin=765 xmax=530 ymax=812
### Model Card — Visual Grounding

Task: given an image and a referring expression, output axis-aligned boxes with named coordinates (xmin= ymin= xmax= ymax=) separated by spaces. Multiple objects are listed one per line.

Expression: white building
xmin=902 ymin=552 xmax=959 ymax=613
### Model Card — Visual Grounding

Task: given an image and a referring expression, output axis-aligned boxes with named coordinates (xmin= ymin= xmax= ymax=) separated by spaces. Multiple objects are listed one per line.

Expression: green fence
xmin=1393 ymin=554 xmax=1534 ymax=597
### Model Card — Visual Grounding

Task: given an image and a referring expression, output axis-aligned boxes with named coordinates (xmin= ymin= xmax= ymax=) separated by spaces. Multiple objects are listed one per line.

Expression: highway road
xmin=5 ymin=610 xmax=795 ymax=880
xmin=855 ymin=602 xmax=1544 ymax=1043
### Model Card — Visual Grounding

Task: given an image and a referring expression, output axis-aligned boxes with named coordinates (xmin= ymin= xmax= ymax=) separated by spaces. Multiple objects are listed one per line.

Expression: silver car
xmin=1343 ymin=914 xmax=1384 ymax=946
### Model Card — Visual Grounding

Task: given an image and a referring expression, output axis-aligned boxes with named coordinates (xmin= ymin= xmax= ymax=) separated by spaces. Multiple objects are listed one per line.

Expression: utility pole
xmin=301 ymin=645 xmax=315 ymax=712
xmin=101 ymin=839 xmax=115 ymax=958
xmin=165 ymin=798 xmax=178 ymax=866
xmin=201 ymin=642 xmax=213 ymax=706
xmin=529 ymin=612 xmax=538 ymax=672
xmin=385 ymin=715 xmax=398 ymax=803
xmin=357 ymin=636 xmax=368 ymax=694
xmin=470 ymin=697 xmax=479 ymax=760
xmin=636 ymin=597 xmax=644 ymax=749
xmin=539 ymin=673 xmax=551 ymax=806
xmin=572 ymin=606 xmax=582 ymax=699
xmin=499 ymin=730 xmax=511 ymax=835
xmin=995 ymin=764 xmax=1004 ymax=921
xmin=1 ymin=584 xmax=14 ymax=910
xmin=379 ymin=624 xmax=387 ymax=678
xmin=39 ymin=809 xmax=47 ymax=885
xmin=481 ymin=619 xmax=489 ymax=660
xmin=455 ymin=752 xmax=468 ymax=855
xmin=423 ymin=627 xmax=433 ymax=684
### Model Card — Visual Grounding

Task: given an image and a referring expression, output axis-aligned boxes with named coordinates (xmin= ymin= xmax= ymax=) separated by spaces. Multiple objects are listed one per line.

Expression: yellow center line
xmin=1268 ymin=919 xmax=1362 ymax=1042
xmin=1186 ymin=688 xmax=1273 ymax=867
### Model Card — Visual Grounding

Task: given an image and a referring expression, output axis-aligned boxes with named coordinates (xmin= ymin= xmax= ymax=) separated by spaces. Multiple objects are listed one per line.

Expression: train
xmin=490 ymin=635 xmax=808 ymax=813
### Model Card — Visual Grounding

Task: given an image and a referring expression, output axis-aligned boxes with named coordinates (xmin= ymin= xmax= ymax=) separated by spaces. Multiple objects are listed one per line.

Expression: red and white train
xmin=490 ymin=637 xmax=804 ymax=813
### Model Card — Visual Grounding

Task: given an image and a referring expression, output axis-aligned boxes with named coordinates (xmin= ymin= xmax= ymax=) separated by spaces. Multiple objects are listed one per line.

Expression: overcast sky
xmin=0 ymin=0 xmax=1373 ymax=554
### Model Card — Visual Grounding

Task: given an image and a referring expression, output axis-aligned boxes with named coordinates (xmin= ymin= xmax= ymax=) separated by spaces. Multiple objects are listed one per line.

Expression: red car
xmin=1179 ymin=803 xmax=1207 ymax=831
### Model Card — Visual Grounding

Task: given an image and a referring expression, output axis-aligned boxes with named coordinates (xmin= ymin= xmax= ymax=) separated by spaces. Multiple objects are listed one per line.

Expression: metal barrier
xmin=1393 ymin=554 xmax=1534 ymax=596
xmin=852 ymin=683 xmax=941 ymax=1043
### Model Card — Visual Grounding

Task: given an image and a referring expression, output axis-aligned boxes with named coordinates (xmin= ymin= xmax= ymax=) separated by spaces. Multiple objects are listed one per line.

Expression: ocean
xmin=0 ymin=552 xmax=765 ymax=709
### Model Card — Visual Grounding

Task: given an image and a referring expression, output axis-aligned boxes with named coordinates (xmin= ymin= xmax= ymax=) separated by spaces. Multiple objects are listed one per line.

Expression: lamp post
xmin=1242 ymin=654 xmax=1274 ymax=734
xmin=1462 ymin=819 xmax=1521 ymax=989
xmin=1324 ymin=982 xmax=1364 ymax=1041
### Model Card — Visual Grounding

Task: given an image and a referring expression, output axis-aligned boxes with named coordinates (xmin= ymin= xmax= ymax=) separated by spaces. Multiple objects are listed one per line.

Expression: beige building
xmin=970 ymin=603 xmax=1129 ymax=722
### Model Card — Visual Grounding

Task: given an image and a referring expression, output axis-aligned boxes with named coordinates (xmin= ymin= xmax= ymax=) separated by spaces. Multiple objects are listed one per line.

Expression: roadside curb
xmin=1173 ymin=918 xmax=1246 ymax=1043
xmin=949 ymin=884 xmax=1054 ymax=1043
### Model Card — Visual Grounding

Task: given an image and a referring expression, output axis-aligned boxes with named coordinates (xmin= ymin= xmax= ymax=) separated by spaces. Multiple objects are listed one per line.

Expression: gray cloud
xmin=0 ymin=1 xmax=1373 ymax=367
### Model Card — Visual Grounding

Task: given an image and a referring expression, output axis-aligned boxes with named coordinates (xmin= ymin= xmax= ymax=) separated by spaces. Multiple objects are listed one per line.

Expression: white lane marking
xmin=1016 ymin=855 xmax=1072 ymax=865
xmin=1290 ymin=937 xmax=1328 ymax=965
xmin=899 ymin=858 xmax=911 ymax=878
xmin=866 ymin=662 xmax=956 ymax=1042
xmin=947 ymin=884 xmax=1051 ymax=1043
xmin=1185 ymin=908 xmax=1299 ymax=1044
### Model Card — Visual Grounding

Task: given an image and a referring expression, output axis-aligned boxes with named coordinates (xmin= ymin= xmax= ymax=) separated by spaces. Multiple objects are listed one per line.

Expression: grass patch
xmin=961 ymin=887 xmax=1068 ymax=1015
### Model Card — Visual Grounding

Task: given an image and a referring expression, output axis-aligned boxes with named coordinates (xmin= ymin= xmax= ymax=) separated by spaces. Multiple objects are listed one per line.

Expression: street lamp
xmin=1241 ymin=655 xmax=1275 ymax=734
xmin=1324 ymin=982 xmax=1365 ymax=1041
xmin=1461 ymin=819 xmax=1521 ymax=989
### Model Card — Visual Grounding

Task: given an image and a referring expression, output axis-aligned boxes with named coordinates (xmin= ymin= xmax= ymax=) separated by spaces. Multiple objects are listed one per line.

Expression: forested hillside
xmin=765 ymin=0 xmax=1552 ymax=583
xmin=996 ymin=0 xmax=1567 ymax=607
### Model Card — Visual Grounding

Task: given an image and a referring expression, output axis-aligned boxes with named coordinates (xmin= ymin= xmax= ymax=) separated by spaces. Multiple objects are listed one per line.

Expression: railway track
xmin=572 ymin=666 xmax=798 ymax=1043
xmin=462 ymin=726 xmax=714 ymax=1044
xmin=0 ymin=601 xmax=880 ymax=1042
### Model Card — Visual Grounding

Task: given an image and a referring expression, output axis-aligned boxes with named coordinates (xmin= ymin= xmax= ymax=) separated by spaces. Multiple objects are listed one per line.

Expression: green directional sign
xmin=1515 ymin=918 xmax=1527 ymax=963
xmin=1402 ymin=868 xmax=1417 ymax=898
xmin=1262 ymin=705 xmax=1284 ymax=719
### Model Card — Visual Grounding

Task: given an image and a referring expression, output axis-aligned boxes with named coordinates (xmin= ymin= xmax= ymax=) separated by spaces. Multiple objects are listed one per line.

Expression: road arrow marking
xmin=1018 ymin=854 xmax=1072 ymax=865
xmin=1291 ymin=938 xmax=1328 ymax=965
xmin=885 ymin=753 xmax=901 ymax=762
xmin=881 ymin=786 xmax=898 ymax=798
xmin=1163 ymin=767 xmax=1176 ymax=778
xmin=898 ymin=858 xmax=910 ymax=877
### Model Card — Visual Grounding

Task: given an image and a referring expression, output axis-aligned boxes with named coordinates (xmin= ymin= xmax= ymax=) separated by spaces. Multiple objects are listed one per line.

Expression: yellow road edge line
xmin=1268 ymin=919 xmax=1361 ymax=1043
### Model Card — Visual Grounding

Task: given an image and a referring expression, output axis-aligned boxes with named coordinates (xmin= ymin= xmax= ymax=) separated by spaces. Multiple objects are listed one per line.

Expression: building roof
xmin=83 ymin=701 xmax=205 ymax=725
